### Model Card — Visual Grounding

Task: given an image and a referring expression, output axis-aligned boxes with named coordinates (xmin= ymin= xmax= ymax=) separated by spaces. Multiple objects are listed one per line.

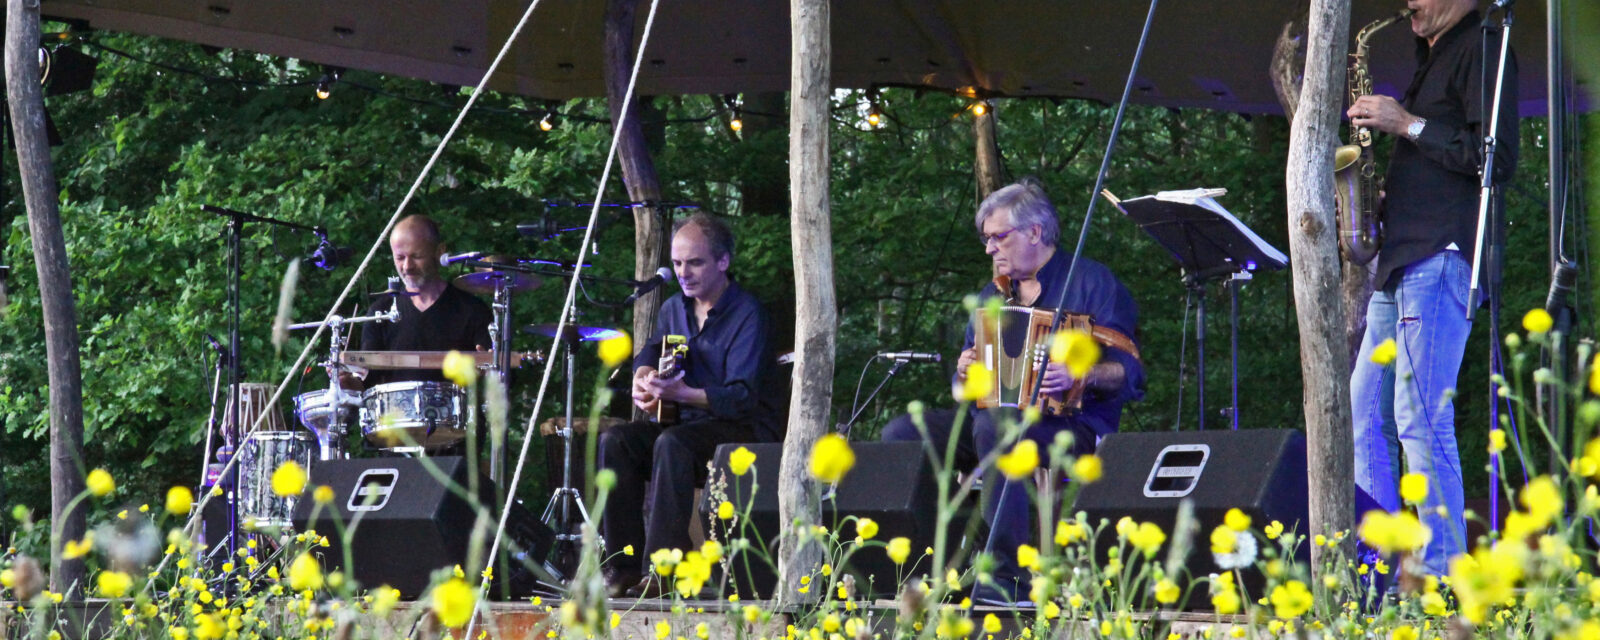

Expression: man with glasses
xmin=880 ymin=179 xmax=1143 ymax=605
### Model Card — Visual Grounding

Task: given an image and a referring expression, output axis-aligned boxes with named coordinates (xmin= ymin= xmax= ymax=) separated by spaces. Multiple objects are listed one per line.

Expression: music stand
xmin=1106 ymin=188 xmax=1287 ymax=430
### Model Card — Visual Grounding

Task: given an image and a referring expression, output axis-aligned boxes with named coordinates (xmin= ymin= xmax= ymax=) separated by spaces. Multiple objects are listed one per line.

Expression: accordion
xmin=970 ymin=305 xmax=1138 ymax=415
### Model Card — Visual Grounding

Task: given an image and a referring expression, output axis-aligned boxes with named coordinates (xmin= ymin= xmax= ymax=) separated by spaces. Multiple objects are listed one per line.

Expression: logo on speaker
xmin=1143 ymin=444 xmax=1210 ymax=499
xmin=349 ymin=468 xmax=399 ymax=512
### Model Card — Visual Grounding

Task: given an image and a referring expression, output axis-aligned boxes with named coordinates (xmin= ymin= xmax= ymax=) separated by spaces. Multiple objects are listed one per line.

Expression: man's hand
xmin=956 ymin=348 xmax=978 ymax=379
xmin=646 ymin=369 xmax=688 ymax=403
xmin=632 ymin=367 xmax=660 ymax=413
xmin=1348 ymin=94 xmax=1419 ymax=138
xmin=1038 ymin=362 xmax=1074 ymax=401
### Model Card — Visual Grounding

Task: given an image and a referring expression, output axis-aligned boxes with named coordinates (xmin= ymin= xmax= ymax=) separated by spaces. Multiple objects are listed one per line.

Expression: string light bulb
xmin=971 ymin=102 xmax=988 ymax=117
xmin=315 ymin=75 xmax=332 ymax=100
xmin=866 ymin=109 xmax=882 ymax=127
xmin=729 ymin=112 xmax=743 ymax=132
xmin=539 ymin=112 xmax=555 ymax=131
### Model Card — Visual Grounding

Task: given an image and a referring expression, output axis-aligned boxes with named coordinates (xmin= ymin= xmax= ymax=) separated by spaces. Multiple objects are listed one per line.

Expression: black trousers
xmin=598 ymin=417 xmax=755 ymax=572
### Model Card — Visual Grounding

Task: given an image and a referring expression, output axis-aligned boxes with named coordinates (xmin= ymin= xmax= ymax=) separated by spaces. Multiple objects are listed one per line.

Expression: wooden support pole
xmin=1284 ymin=0 xmax=1354 ymax=571
xmin=6 ymin=0 xmax=87 ymax=597
xmin=974 ymin=103 xmax=1003 ymax=201
xmin=604 ymin=0 xmax=669 ymax=367
xmin=777 ymin=0 xmax=835 ymax=606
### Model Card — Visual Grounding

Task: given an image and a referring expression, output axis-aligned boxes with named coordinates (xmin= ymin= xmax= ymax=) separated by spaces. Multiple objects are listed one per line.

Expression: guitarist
xmin=600 ymin=213 xmax=773 ymax=597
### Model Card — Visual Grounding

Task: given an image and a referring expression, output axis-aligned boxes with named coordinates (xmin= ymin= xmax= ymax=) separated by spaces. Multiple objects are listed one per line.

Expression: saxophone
xmin=1333 ymin=8 xmax=1413 ymax=266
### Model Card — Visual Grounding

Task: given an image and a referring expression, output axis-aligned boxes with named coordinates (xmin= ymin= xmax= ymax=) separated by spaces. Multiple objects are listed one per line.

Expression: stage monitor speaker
xmin=291 ymin=456 xmax=553 ymax=598
xmin=1070 ymin=429 xmax=1309 ymax=606
xmin=700 ymin=441 xmax=973 ymax=598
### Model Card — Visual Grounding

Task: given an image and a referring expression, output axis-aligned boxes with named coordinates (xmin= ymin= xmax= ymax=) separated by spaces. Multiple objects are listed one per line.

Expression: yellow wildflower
xmin=1050 ymin=330 xmax=1101 ymax=379
xmin=1210 ymin=525 xmax=1236 ymax=555
xmin=431 ymin=578 xmax=476 ymax=628
xmin=1016 ymin=544 xmax=1039 ymax=569
xmin=165 ymin=486 xmax=194 ymax=515
xmin=313 ymin=485 xmax=335 ymax=504
xmin=717 ymin=501 xmax=734 ymax=521
xmin=729 ymin=446 xmax=757 ymax=476
xmin=271 ymin=461 xmax=308 ymax=497
xmin=597 ymin=333 xmax=633 ymax=368
xmin=809 ymin=434 xmax=856 ymax=484
xmin=886 ymin=537 xmax=911 ymax=565
xmin=997 ymin=440 xmax=1040 ymax=480
xmin=1154 ymin=578 xmax=1179 ymax=605
xmin=856 ymin=517 xmax=879 ymax=540
xmin=63 ymin=535 xmax=95 ymax=560
xmin=1357 ymin=510 xmax=1430 ymax=554
xmin=959 ymin=363 xmax=995 ymax=402
xmin=1269 ymin=580 xmax=1312 ymax=619
xmin=1523 ymin=308 xmax=1553 ymax=334
xmin=1223 ymin=508 xmax=1250 ymax=532
xmin=1128 ymin=522 xmax=1166 ymax=557
xmin=1489 ymin=429 xmax=1507 ymax=454
xmin=1370 ymin=338 xmax=1397 ymax=365
xmin=86 ymin=469 xmax=115 ymax=497
xmin=1055 ymin=520 xmax=1086 ymax=546
xmin=983 ymin=614 xmax=1002 ymax=634
xmin=1071 ymin=454 xmax=1103 ymax=484
xmin=287 ymin=553 xmax=323 ymax=592
xmin=441 ymin=350 xmax=478 ymax=387
xmin=97 ymin=571 xmax=133 ymax=598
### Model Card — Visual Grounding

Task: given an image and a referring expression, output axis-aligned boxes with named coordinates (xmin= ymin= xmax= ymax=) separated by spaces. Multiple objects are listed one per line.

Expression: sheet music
xmin=1145 ymin=188 xmax=1288 ymax=265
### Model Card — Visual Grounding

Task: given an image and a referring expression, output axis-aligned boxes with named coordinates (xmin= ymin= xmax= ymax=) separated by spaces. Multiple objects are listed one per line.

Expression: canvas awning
xmin=40 ymin=0 xmax=1568 ymax=115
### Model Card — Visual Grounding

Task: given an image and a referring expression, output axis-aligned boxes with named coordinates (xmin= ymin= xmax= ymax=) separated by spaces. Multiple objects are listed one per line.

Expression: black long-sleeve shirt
xmin=1376 ymin=10 xmax=1519 ymax=291
xmin=633 ymin=280 xmax=775 ymax=439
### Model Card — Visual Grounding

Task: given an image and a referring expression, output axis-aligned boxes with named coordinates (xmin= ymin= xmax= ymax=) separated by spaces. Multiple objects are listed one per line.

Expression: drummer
xmin=356 ymin=214 xmax=494 ymax=387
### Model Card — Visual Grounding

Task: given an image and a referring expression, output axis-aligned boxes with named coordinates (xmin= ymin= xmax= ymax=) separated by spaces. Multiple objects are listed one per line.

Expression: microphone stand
xmin=836 ymin=356 xmax=911 ymax=440
xmin=200 ymin=204 xmax=321 ymax=585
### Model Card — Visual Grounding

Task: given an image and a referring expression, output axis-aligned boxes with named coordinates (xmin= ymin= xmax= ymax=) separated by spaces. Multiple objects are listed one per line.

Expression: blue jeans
xmin=1350 ymin=250 xmax=1472 ymax=576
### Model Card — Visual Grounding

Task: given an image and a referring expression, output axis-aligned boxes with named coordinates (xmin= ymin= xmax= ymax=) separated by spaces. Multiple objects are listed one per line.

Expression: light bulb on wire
xmin=971 ymin=102 xmax=988 ymax=117
xmin=315 ymin=75 xmax=332 ymax=100
xmin=729 ymin=112 xmax=744 ymax=132
xmin=866 ymin=109 xmax=882 ymax=127
xmin=539 ymin=112 xmax=555 ymax=131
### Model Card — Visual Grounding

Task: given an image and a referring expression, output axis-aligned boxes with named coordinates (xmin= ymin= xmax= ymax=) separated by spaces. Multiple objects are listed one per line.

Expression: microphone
xmin=621 ymin=267 xmax=674 ymax=305
xmin=1489 ymin=0 xmax=1515 ymax=10
xmin=439 ymin=251 xmax=485 ymax=266
xmin=204 ymin=332 xmax=230 ymax=365
xmin=878 ymin=351 xmax=941 ymax=363
xmin=306 ymin=243 xmax=354 ymax=270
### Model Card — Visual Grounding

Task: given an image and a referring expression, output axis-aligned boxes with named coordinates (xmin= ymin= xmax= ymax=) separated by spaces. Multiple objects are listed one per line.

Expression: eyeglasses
xmin=979 ymin=226 xmax=1021 ymax=247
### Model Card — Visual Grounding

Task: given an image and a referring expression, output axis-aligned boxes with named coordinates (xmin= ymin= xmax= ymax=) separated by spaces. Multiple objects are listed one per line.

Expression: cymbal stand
xmin=289 ymin=309 xmax=398 ymax=460
xmin=487 ymin=272 xmax=518 ymax=482
xmin=541 ymin=332 xmax=591 ymax=545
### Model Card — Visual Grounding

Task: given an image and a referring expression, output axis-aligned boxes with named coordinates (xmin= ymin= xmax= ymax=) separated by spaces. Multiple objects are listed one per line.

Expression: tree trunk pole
xmin=6 ymin=0 xmax=87 ymax=597
xmin=974 ymin=102 xmax=1003 ymax=201
xmin=777 ymin=0 xmax=834 ymax=606
xmin=604 ymin=0 xmax=668 ymax=365
xmin=1285 ymin=0 xmax=1354 ymax=572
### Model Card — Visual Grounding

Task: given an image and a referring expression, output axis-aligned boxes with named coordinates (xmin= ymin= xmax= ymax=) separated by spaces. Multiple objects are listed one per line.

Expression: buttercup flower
xmin=165 ymin=486 xmax=194 ymax=515
xmin=597 ymin=332 xmax=633 ymax=368
xmin=1357 ymin=510 xmax=1430 ymax=554
xmin=809 ymin=433 xmax=856 ymax=484
xmin=1399 ymin=473 xmax=1429 ymax=504
xmin=1488 ymin=428 xmax=1507 ymax=454
xmin=729 ymin=446 xmax=757 ymax=476
xmin=1016 ymin=544 xmax=1039 ymax=569
xmin=855 ymin=517 xmax=879 ymax=540
xmin=997 ymin=440 xmax=1040 ymax=480
xmin=440 ymin=350 xmax=478 ymax=387
xmin=1055 ymin=520 xmax=1086 ymax=546
xmin=886 ymin=537 xmax=912 ymax=565
xmin=717 ymin=501 xmax=734 ymax=520
xmin=1153 ymin=578 xmax=1180 ymax=605
xmin=1071 ymin=454 xmax=1103 ymax=483
xmin=1128 ymin=522 xmax=1166 ymax=557
xmin=1050 ymin=329 xmax=1101 ymax=379
xmin=96 ymin=571 xmax=133 ymax=598
xmin=959 ymin=363 xmax=994 ymax=402
xmin=1223 ymin=508 xmax=1251 ymax=532
xmin=1269 ymin=580 xmax=1312 ymax=619
xmin=86 ymin=469 xmax=115 ymax=497
xmin=288 ymin=553 xmax=324 ymax=591
xmin=272 ymin=461 xmax=308 ymax=497
xmin=1522 ymin=308 xmax=1553 ymax=334
xmin=313 ymin=485 xmax=335 ymax=504
xmin=1370 ymin=338 xmax=1397 ymax=366
xmin=431 ymin=578 xmax=476 ymax=628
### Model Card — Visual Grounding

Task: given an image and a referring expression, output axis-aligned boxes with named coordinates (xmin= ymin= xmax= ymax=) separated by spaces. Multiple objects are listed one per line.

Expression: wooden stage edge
xmin=3 ymin=598 xmax=1253 ymax=640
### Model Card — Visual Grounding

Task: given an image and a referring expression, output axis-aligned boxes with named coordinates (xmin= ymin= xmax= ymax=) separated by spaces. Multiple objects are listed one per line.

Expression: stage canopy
xmin=40 ymin=0 xmax=1572 ymax=115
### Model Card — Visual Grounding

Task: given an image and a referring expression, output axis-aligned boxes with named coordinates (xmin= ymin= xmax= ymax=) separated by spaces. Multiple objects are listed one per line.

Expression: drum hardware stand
xmin=200 ymin=336 xmax=229 ymax=487
xmin=202 ymin=204 xmax=323 ymax=586
xmin=486 ymin=271 xmax=519 ymax=483
xmin=289 ymin=308 xmax=399 ymax=460
xmin=540 ymin=323 xmax=594 ymax=546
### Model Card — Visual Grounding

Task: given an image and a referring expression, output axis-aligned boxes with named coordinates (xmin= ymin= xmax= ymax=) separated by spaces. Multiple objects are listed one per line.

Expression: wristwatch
xmin=1405 ymin=118 xmax=1427 ymax=142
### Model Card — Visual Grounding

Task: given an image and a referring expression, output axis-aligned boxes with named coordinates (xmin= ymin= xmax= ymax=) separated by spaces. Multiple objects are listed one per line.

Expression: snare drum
xmin=360 ymin=381 xmax=470 ymax=451
xmin=236 ymin=430 xmax=315 ymax=530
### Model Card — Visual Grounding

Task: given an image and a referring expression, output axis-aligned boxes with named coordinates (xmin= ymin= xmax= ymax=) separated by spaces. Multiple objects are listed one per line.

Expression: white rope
xmin=468 ymin=0 xmax=666 ymax=632
xmin=145 ymin=0 xmax=554 ymax=595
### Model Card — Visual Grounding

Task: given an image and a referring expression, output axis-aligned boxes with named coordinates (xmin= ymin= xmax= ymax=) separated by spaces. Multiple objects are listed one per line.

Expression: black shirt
xmin=1377 ymin=10 xmax=1518 ymax=290
xmin=361 ymin=284 xmax=494 ymax=386
xmin=633 ymin=280 xmax=776 ymax=440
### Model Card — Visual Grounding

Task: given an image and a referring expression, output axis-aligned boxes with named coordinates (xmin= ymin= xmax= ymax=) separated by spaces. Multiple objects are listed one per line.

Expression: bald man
xmin=360 ymin=214 xmax=493 ymax=386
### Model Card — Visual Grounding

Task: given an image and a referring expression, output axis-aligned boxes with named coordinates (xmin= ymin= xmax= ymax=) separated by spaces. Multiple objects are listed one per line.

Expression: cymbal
xmin=521 ymin=324 xmax=625 ymax=343
xmin=453 ymin=271 xmax=542 ymax=295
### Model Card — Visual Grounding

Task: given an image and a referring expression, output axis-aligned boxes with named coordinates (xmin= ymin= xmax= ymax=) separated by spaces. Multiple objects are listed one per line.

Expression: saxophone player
xmin=1346 ymin=0 xmax=1519 ymax=578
